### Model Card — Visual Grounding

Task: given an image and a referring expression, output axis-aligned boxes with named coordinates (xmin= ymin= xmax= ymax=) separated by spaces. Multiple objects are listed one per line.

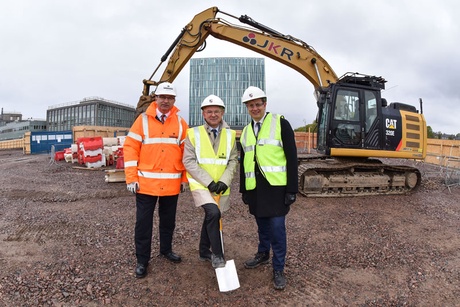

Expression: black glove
xmin=208 ymin=181 xmax=219 ymax=193
xmin=215 ymin=181 xmax=228 ymax=194
xmin=284 ymin=193 xmax=296 ymax=206
xmin=242 ymin=193 xmax=249 ymax=205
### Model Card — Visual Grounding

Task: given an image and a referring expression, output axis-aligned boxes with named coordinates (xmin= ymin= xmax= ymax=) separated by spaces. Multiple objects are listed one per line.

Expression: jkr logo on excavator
xmin=242 ymin=33 xmax=294 ymax=61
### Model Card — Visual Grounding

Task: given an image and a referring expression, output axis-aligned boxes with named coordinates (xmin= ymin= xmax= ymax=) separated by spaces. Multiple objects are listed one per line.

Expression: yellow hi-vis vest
xmin=241 ymin=113 xmax=287 ymax=190
xmin=186 ymin=126 xmax=236 ymax=195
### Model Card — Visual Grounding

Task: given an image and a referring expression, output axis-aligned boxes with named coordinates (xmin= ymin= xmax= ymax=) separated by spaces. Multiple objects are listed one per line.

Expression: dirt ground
xmin=0 ymin=149 xmax=459 ymax=306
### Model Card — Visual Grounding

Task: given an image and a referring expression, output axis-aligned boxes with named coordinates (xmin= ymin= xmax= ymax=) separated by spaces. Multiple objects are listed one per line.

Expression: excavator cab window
xmin=365 ymin=95 xmax=378 ymax=133
xmin=362 ymin=90 xmax=381 ymax=149
xmin=331 ymin=90 xmax=361 ymax=146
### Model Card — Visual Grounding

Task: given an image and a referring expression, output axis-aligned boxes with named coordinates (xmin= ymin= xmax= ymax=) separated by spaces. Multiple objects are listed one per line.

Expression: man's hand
xmin=242 ymin=193 xmax=249 ymax=205
xmin=215 ymin=181 xmax=228 ymax=194
xmin=127 ymin=182 xmax=139 ymax=194
xmin=180 ymin=182 xmax=189 ymax=193
xmin=208 ymin=181 xmax=219 ymax=193
xmin=284 ymin=193 xmax=296 ymax=206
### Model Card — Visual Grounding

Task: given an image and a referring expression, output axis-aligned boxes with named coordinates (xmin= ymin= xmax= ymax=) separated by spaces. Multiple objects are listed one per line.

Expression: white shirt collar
xmin=156 ymin=109 xmax=170 ymax=118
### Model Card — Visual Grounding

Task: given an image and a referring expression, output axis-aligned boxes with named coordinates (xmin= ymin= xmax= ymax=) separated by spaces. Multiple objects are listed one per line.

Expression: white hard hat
xmin=155 ymin=82 xmax=176 ymax=96
xmin=201 ymin=95 xmax=225 ymax=109
xmin=241 ymin=86 xmax=266 ymax=103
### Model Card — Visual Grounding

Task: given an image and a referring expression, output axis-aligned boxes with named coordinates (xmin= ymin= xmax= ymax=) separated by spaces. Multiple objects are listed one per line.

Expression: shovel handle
xmin=212 ymin=193 xmax=223 ymax=234
xmin=212 ymin=193 xmax=221 ymax=204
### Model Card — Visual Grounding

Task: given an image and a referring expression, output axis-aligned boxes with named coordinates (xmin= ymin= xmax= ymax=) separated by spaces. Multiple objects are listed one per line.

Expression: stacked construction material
xmin=63 ymin=147 xmax=74 ymax=163
xmin=77 ymin=137 xmax=105 ymax=168
xmin=103 ymin=137 xmax=118 ymax=167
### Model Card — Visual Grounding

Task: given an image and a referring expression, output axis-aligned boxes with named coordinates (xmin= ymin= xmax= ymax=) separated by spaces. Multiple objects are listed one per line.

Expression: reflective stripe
xmin=260 ymin=165 xmax=286 ymax=172
xmin=142 ymin=113 xmax=149 ymax=139
xmin=138 ymin=170 xmax=182 ymax=179
xmin=194 ymin=127 xmax=202 ymax=163
xmin=141 ymin=113 xmax=184 ymax=145
xmin=187 ymin=177 xmax=199 ymax=184
xmin=240 ymin=127 xmax=248 ymax=149
xmin=177 ymin=115 xmax=184 ymax=144
xmin=269 ymin=114 xmax=278 ymax=140
xmin=245 ymin=171 xmax=255 ymax=178
xmin=144 ymin=137 xmax=180 ymax=145
xmin=124 ymin=160 xmax=138 ymax=167
xmin=243 ymin=145 xmax=254 ymax=152
xmin=257 ymin=139 xmax=282 ymax=147
xmin=199 ymin=158 xmax=229 ymax=165
xmin=127 ymin=131 xmax=142 ymax=142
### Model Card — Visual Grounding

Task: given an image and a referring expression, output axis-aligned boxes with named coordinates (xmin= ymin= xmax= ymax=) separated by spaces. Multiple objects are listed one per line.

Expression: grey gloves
xmin=127 ymin=182 xmax=139 ymax=194
xmin=180 ymin=182 xmax=188 ymax=193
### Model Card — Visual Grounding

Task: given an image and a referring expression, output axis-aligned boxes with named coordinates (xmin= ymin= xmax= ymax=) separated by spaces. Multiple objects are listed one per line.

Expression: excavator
xmin=136 ymin=6 xmax=427 ymax=197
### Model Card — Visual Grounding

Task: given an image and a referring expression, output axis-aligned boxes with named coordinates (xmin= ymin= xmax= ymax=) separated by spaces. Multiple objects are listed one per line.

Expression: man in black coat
xmin=239 ymin=86 xmax=298 ymax=290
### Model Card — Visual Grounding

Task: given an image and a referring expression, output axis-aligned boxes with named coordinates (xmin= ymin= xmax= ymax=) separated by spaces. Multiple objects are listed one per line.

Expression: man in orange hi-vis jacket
xmin=123 ymin=82 xmax=189 ymax=279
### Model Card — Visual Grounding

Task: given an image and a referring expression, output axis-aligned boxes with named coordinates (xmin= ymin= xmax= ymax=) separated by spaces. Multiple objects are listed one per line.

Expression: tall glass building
xmin=189 ymin=57 xmax=265 ymax=129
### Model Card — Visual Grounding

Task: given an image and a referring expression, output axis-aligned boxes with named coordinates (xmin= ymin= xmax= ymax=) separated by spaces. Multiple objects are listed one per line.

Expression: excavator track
xmin=297 ymin=157 xmax=421 ymax=197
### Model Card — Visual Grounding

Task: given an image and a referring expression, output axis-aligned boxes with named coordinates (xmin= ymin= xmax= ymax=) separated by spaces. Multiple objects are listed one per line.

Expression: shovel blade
xmin=215 ymin=259 xmax=240 ymax=292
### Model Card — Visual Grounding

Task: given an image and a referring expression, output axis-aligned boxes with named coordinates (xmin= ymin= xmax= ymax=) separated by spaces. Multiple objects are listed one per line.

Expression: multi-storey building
xmin=189 ymin=57 xmax=265 ymax=129
xmin=46 ymin=97 xmax=135 ymax=132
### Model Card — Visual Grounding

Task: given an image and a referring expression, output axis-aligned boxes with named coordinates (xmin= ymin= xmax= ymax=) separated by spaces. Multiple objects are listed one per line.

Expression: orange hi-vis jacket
xmin=123 ymin=102 xmax=189 ymax=196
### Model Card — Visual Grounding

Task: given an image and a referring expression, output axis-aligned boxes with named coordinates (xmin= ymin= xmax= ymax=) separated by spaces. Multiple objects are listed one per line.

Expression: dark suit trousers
xmin=135 ymin=193 xmax=178 ymax=265
xmin=256 ymin=215 xmax=287 ymax=271
xmin=199 ymin=203 xmax=223 ymax=257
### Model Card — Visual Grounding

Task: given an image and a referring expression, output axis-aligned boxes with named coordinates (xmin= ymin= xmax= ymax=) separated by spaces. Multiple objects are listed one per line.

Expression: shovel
xmin=213 ymin=194 xmax=240 ymax=292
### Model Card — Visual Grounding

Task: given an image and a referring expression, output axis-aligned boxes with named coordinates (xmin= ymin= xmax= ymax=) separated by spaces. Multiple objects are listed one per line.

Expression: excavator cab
xmin=316 ymin=73 xmax=426 ymax=160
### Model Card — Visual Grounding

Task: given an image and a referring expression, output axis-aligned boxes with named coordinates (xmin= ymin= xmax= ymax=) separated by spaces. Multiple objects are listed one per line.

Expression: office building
xmin=189 ymin=57 xmax=265 ymax=129
xmin=46 ymin=97 xmax=135 ymax=132
xmin=0 ymin=119 xmax=47 ymax=141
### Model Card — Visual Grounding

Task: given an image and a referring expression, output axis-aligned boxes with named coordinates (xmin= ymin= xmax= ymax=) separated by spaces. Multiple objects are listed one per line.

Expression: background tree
xmin=427 ymin=126 xmax=435 ymax=138
xmin=295 ymin=120 xmax=317 ymax=132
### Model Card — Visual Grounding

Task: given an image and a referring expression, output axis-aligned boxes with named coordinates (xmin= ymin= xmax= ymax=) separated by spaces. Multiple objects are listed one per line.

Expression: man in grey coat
xmin=183 ymin=94 xmax=238 ymax=269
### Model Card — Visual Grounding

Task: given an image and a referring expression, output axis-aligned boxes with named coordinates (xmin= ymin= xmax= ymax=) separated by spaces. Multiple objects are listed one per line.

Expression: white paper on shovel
xmin=215 ymin=259 xmax=240 ymax=292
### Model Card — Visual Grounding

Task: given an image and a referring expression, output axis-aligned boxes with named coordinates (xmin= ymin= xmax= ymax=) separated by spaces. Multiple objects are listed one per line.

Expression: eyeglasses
xmin=204 ymin=110 xmax=223 ymax=115
xmin=157 ymin=95 xmax=175 ymax=101
xmin=246 ymin=102 xmax=265 ymax=109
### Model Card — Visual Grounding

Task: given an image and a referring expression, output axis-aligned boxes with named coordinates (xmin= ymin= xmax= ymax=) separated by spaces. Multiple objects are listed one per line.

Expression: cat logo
xmin=385 ymin=118 xmax=397 ymax=129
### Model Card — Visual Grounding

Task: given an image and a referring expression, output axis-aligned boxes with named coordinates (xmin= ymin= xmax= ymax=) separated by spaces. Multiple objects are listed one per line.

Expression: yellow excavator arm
xmin=142 ymin=6 xmax=338 ymax=96
xmin=138 ymin=6 xmax=427 ymax=198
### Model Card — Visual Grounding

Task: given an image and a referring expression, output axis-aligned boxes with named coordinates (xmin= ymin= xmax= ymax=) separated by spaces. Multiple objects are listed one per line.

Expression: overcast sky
xmin=1 ymin=0 xmax=459 ymax=134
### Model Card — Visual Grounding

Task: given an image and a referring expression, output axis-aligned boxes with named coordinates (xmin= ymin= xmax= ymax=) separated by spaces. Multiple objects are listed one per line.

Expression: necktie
xmin=211 ymin=129 xmax=217 ymax=138
xmin=160 ymin=114 xmax=166 ymax=124
xmin=255 ymin=122 xmax=261 ymax=137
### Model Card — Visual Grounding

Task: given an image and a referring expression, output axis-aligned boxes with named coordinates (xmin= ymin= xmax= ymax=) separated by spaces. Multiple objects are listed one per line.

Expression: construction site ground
xmin=0 ymin=149 xmax=459 ymax=306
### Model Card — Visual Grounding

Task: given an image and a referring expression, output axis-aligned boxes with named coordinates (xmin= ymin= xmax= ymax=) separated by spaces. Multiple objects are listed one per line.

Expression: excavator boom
xmin=142 ymin=7 xmax=337 ymax=96
xmin=139 ymin=7 xmax=427 ymax=198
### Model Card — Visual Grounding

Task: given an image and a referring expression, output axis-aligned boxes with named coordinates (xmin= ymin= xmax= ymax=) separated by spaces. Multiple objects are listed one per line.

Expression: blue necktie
xmin=211 ymin=129 xmax=217 ymax=138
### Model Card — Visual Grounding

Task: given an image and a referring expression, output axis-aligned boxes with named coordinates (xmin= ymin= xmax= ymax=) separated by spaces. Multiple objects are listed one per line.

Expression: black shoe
xmin=244 ymin=252 xmax=269 ymax=269
xmin=273 ymin=270 xmax=286 ymax=290
xmin=199 ymin=253 xmax=212 ymax=262
xmin=135 ymin=263 xmax=148 ymax=278
xmin=211 ymin=254 xmax=226 ymax=268
xmin=161 ymin=251 xmax=182 ymax=263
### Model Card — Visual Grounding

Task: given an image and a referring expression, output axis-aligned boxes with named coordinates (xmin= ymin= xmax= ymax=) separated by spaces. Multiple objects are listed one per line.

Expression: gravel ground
xmin=0 ymin=149 xmax=459 ymax=306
